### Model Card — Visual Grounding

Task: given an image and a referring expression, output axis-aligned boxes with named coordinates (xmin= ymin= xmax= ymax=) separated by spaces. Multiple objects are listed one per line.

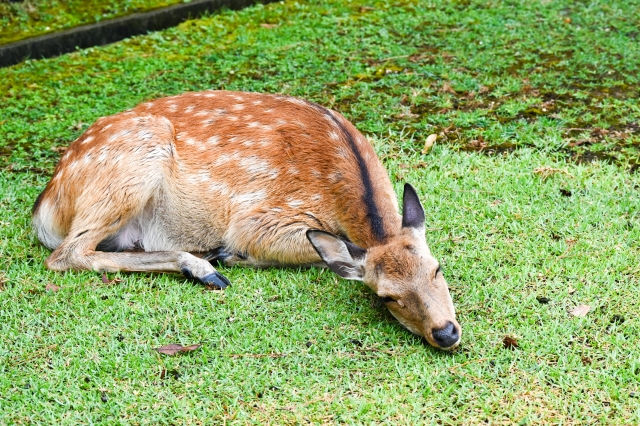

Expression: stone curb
xmin=0 ymin=0 xmax=273 ymax=68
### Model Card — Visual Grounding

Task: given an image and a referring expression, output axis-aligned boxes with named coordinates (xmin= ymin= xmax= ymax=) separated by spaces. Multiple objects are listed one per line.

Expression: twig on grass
xmin=226 ymin=353 xmax=288 ymax=359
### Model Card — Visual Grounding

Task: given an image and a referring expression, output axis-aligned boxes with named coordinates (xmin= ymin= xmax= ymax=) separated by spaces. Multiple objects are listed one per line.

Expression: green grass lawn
xmin=1 ymin=0 xmax=639 ymax=423
xmin=0 ymin=0 xmax=185 ymax=44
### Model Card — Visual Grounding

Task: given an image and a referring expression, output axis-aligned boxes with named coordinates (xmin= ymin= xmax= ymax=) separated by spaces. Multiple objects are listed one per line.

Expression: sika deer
xmin=32 ymin=90 xmax=461 ymax=350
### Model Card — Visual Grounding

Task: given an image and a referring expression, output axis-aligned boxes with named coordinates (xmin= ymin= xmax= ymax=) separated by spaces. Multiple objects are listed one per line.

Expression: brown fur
xmin=32 ymin=90 xmax=461 ymax=350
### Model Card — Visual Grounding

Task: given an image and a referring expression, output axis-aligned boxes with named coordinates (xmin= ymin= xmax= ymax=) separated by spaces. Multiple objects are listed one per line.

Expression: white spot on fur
xmin=247 ymin=121 xmax=261 ymax=128
xmin=194 ymin=111 xmax=209 ymax=117
xmin=311 ymin=169 xmax=322 ymax=178
xmin=209 ymin=181 xmax=232 ymax=197
xmin=184 ymin=105 xmax=195 ymax=113
xmin=214 ymin=151 xmax=241 ymax=167
xmin=287 ymin=199 xmax=303 ymax=208
xmin=168 ymin=104 xmax=178 ymax=112
xmin=328 ymin=130 xmax=340 ymax=141
xmin=81 ymin=136 xmax=95 ymax=145
xmin=198 ymin=171 xmax=211 ymax=182
xmin=234 ymin=190 xmax=267 ymax=206
xmin=336 ymin=146 xmax=349 ymax=158
xmin=108 ymin=129 xmax=131 ymax=142
xmin=239 ymin=156 xmax=276 ymax=176
xmin=288 ymin=167 xmax=299 ymax=175
xmin=232 ymin=104 xmax=245 ymax=111
xmin=207 ymin=135 xmax=220 ymax=145
xmin=312 ymin=194 xmax=322 ymax=201
xmin=329 ymin=172 xmax=342 ymax=183
xmin=252 ymin=100 xmax=263 ymax=105
xmin=205 ymin=92 xmax=217 ymax=98
xmin=100 ymin=123 xmax=113 ymax=133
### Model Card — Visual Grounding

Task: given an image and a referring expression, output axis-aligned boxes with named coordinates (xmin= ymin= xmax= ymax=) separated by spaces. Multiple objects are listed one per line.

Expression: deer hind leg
xmin=42 ymin=114 xmax=230 ymax=288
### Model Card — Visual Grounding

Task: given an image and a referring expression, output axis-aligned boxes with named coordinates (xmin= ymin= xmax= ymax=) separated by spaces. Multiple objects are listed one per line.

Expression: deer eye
xmin=435 ymin=265 xmax=442 ymax=277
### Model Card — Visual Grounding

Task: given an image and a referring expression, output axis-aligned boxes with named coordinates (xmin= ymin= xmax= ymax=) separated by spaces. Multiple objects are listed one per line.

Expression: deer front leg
xmin=47 ymin=246 xmax=231 ymax=289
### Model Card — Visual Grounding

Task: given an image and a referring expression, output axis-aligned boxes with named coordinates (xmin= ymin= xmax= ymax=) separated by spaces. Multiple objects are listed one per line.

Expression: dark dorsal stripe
xmin=306 ymin=101 xmax=388 ymax=243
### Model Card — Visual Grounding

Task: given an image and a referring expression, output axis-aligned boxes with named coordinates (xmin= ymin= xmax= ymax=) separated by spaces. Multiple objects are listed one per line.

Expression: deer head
xmin=307 ymin=184 xmax=461 ymax=350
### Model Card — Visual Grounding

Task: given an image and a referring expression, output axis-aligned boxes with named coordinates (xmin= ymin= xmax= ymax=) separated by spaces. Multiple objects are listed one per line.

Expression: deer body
xmin=32 ymin=90 xmax=461 ymax=350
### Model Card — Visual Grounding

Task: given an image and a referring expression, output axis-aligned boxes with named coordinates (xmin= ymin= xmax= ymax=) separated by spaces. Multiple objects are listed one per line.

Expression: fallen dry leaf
xmin=45 ymin=283 xmax=61 ymax=292
xmin=502 ymin=336 xmax=519 ymax=350
xmin=260 ymin=23 xmax=278 ymax=29
xmin=570 ymin=304 xmax=591 ymax=317
xmin=154 ymin=343 xmax=201 ymax=356
xmin=422 ymin=134 xmax=437 ymax=154
xmin=441 ymin=81 xmax=457 ymax=95
xmin=533 ymin=166 xmax=573 ymax=181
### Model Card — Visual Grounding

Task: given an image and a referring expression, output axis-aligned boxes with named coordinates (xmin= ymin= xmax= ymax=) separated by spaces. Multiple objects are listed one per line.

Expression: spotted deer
xmin=32 ymin=90 xmax=461 ymax=350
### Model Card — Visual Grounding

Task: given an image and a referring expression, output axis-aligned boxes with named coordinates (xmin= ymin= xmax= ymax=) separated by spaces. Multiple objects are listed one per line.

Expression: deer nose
xmin=432 ymin=321 xmax=460 ymax=349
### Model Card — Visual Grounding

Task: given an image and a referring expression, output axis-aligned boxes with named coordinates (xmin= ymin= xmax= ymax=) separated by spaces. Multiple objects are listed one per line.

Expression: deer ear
xmin=306 ymin=230 xmax=366 ymax=281
xmin=402 ymin=183 xmax=425 ymax=230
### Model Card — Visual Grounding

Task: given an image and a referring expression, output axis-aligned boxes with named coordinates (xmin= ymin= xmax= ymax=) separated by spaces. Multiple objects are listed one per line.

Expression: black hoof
xmin=203 ymin=247 xmax=234 ymax=265
xmin=201 ymin=271 xmax=231 ymax=290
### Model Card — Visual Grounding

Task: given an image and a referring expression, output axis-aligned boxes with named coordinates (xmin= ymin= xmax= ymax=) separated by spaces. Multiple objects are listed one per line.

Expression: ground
xmin=0 ymin=0 xmax=639 ymax=423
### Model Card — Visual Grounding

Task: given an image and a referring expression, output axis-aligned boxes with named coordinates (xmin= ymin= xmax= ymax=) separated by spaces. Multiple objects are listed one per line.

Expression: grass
xmin=0 ymin=0 xmax=185 ymax=44
xmin=1 ymin=0 xmax=639 ymax=423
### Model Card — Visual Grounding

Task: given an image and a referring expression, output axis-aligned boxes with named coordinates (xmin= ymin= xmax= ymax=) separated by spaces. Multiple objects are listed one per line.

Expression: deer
xmin=31 ymin=90 xmax=461 ymax=350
